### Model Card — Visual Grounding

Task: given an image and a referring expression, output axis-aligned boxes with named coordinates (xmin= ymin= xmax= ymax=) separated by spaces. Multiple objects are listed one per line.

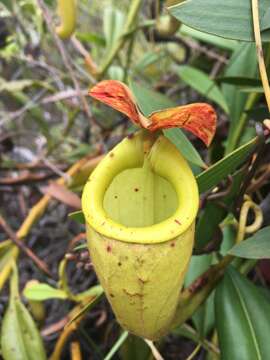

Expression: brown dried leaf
xmin=41 ymin=183 xmax=81 ymax=209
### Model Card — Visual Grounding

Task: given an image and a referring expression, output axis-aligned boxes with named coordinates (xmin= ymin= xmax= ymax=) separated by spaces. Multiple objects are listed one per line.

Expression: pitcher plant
xmin=82 ymin=80 xmax=217 ymax=340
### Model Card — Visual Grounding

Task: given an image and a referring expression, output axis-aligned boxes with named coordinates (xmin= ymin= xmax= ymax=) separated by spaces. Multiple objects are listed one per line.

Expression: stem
xmin=181 ymin=323 xmax=220 ymax=356
xmin=225 ymin=92 xmax=258 ymax=155
xmin=144 ymin=340 xmax=164 ymax=360
xmin=171 ymin=256 xmax=231 ymax=329
xmin=124 ymin=36 xmax=135 ymax=82
xmin=186 ymin=344 xmax=202 ymax=360
xmin=103 ymin=331 xmax=129 ymax=360
xmin=98 ymin=0 xmax=142 ymax=77
xmin=252 ymin=0 xmax=270 ymax=111
xmin=70 ymin=342 xmax=82 ymax=360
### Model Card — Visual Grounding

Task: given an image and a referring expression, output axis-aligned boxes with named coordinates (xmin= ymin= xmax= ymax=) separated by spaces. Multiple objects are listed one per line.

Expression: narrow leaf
xmin=176 ymin=65 xmax=229 ymax=113
xmin=130 ymin=81 xmax=175 ymax=115
xmin=104 ymin=331 xmax=129 ymax=360
xmin=164 ymin=128 xmax=206 ymax=168
xmin=217 ymin=77 xmax=261 ymax=87
xmin=1 ymin=268 xmax=46 ymax=360
xmin=180 ymin=25 xmax=237 ymax=51
xmin=73 ymin=243 xmax=88 ymax=251
xmin=66 ymin=292 xmax=104 ymax=327
xmin=23 ymin=283 xmax=68 ymax=301
xmin=196 ymin=137 xmax=257 ymax=193
xmin=103 ymin=7 xmax=125 ymax=53
xmin=215 ymin=267 xmax=270 ymax=359
xmin=222 ymin=43 xmax=257 ymax=154
xmin=68 ymin=210 xmax=85 ymax=224
xmin=229 ymin=227 xmax=270 ymax=259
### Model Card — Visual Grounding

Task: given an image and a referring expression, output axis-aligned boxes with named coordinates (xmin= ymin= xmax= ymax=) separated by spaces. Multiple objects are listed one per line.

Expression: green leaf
xmin=103 ymin=7 xmax=125 ymax=53
xmin=180 ymin=25 xmax=237 ymax=51
xmin=72 ymin=284 xmax=104 ymax=303
xmin=196 ymin=169 xmax=245 ymax=250
xmin=130 ymin=81 xmax=205 ymax=167
xmin=217 ymin=77 xmax=261 ymax=87
xmin=76 ymin=31 xmax=106 ymax=47
xmin=68 ymin=210 xmax=85 ymax=224
xmin=119 ymin=335 xmax=151 ymax=360
xmin=228 ymin=227 xmax=270 ymax=259
xmin=163 ymin=129 xmax=206 ymax=168
xmin=73 ymin=243 xmax=88 ymax=251
xmin=0 ymin=0 xmax=13 ymax=11
xmin=260 ymin=7 xmax=270 ymax=31
xmin=240 ymin=87 xmax=264 ymax=93
xmin=130 ymin=80 xmax=175 ymax=115
xmin=196 ymin=137 xmax=257 ymax=193
xmin=222 ymin=43 xmax=257 ymax=154
xmin=1 ymin=267 xmax=46 ymax=360
xmin=215 ymin=267 xmax=270 ymax=360
xmin=23 ymin=283 xmax=68 ymax=301
xmin=176 ymin=65 xmax=229 ymax=113
xmin=66 ymin=291 xmax=104 ymax=327
xmin=221 ymin=223 xmax=237 ymax=256
xmin=170 ymin=0 xmax=270 ymax=42
xmin=196 ymin=202 xmax=226 ymax=249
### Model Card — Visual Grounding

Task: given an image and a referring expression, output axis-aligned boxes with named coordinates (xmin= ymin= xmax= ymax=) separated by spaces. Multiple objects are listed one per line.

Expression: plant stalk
xmin=98 ymin=0 xmax=143 ymax=77
xmin=252 ymin=0 xmax=270 ymax=111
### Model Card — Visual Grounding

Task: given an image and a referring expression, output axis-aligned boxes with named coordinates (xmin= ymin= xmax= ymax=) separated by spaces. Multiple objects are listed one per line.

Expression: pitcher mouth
xmin=82 ymin=132 xmax=199 ymax=244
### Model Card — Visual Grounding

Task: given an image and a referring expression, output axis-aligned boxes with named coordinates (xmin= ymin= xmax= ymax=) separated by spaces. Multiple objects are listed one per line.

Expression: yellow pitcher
xmin=82 ymin=80 xmax=216 ymax=340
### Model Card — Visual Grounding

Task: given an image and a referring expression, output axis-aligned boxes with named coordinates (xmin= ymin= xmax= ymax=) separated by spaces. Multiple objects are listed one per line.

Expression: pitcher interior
xmin=103 ymin=167 xmax=178 ymax=227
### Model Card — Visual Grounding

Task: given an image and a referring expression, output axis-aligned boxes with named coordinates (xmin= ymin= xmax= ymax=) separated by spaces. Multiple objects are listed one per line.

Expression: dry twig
xmin=36 ymin=0 xmax=99 ymax=130
xmin=0 ymin=216 xmax=52 ymax=277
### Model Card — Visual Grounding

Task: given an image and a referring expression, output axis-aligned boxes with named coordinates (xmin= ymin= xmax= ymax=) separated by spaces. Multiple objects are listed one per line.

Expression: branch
xmin=252 ymin=0 xmax=270 ymax=111
xmin=37 ymin=0 xmax=98 ymax=129
xmin=0 ymin=216 xmax=52 ymax=277
xmin=0 ymin=154 xmax=102 ymax=290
